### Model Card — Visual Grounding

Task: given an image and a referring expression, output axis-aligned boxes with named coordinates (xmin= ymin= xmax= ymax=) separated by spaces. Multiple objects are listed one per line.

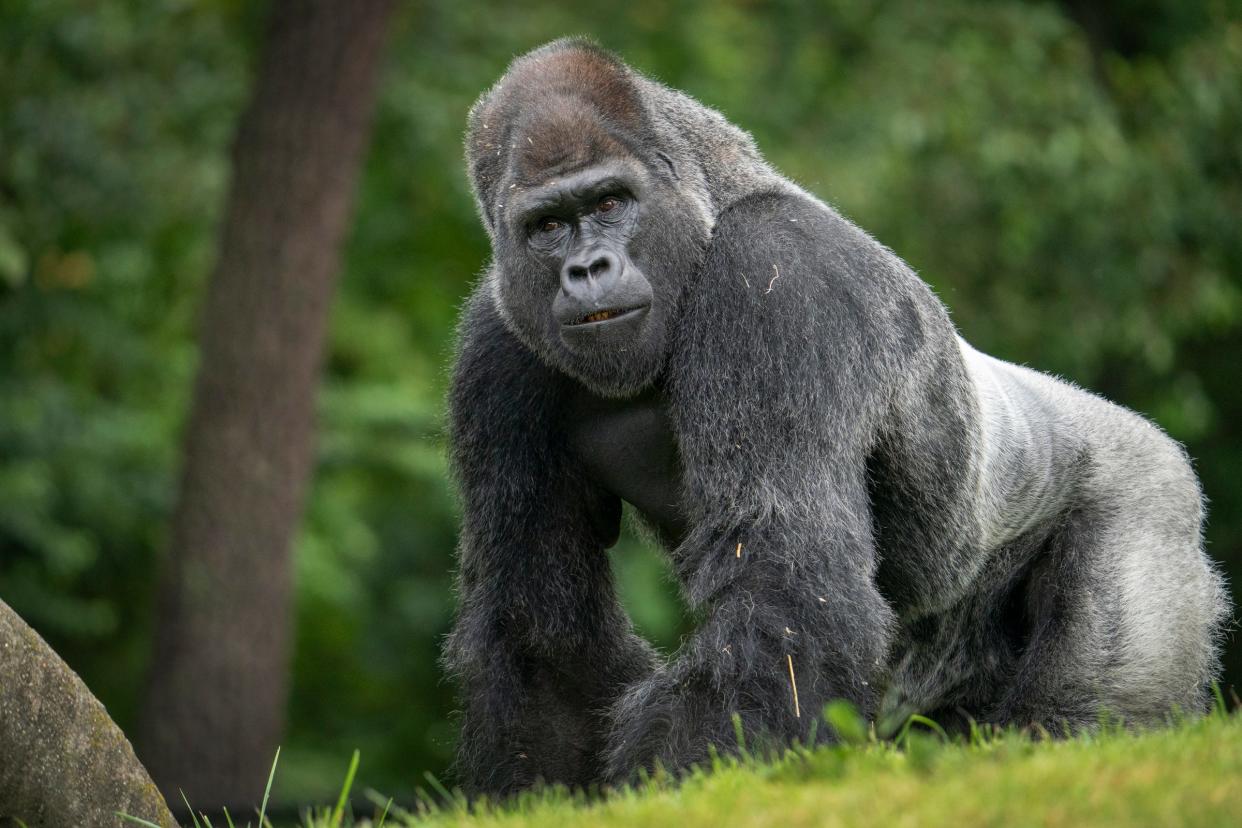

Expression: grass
xmin=159 ymin=706 xmax=1242 ymax=828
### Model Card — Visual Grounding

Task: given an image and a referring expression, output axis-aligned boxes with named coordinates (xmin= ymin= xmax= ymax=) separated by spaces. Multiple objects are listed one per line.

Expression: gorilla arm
xmin=605 ymin=191 xmax=905 ymax=779
xmin=444 ymin=291 xmax=657 ymax=794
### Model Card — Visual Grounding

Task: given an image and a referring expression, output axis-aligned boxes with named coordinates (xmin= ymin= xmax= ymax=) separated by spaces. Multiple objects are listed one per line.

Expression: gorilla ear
xmin=655 ymin=151 xmax=680 ymax=182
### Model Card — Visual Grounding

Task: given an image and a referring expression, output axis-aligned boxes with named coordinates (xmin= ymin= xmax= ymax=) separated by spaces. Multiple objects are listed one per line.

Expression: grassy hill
xmin=279 ymin=709 xmax=1242 ymax=828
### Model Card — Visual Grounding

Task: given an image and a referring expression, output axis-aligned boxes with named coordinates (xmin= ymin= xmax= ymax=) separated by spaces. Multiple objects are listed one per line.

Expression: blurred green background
xmin=1 ymin=0 xmax=1239 ymax=802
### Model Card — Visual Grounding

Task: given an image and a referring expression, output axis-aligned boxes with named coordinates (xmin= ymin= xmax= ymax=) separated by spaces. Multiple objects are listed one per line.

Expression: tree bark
xmin=0 ymin=599 xmax=176 ymax=828
xmin=138 ymin=0 xmax=394 ymax=809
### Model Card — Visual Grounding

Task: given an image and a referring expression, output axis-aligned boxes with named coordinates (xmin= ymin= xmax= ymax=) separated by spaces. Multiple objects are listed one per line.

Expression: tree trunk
xmin=138 ymin=0 xmax=394 ymax=809
xmin=0 ymin=598 xmax=176 ymax=828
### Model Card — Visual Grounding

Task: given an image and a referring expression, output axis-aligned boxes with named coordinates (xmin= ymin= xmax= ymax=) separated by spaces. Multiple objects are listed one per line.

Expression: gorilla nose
xmin=560 ymin=252 xmax=619 ymax=301
xmin=566 ymin=253 xmax=613 ymax=281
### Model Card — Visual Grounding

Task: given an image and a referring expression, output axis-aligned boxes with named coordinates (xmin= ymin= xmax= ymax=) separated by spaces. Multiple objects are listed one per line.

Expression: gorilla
xmin=444 ymin=38 xmax=1230 ymax=795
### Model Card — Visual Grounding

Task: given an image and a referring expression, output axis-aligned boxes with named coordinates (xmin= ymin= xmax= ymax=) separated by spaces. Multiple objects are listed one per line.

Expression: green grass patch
xmin=239 ymin=711 xmax=1242 ymax=827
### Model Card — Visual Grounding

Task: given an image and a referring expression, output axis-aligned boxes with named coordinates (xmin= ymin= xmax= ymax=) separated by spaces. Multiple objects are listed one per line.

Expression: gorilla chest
xmin=565 ymin=387 xmax=687 ymax=545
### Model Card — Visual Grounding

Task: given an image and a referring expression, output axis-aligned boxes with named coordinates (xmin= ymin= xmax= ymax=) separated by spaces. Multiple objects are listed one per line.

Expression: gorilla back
xmin=445 ymin=39 xmax=1230 ymax=795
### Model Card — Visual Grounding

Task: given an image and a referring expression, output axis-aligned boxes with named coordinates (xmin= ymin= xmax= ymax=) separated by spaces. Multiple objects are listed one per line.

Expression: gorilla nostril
xmin=565 ymin=256 xmax=612 ymax=284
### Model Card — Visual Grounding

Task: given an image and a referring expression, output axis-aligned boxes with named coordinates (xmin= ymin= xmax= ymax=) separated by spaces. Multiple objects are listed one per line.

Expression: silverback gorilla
xmin=444 ymin=39 xmax=1230 ymax=795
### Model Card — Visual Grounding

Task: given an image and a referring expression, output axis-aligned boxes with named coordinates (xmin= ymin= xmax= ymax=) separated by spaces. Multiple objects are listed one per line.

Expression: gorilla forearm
xmin=607 ymin=513 xmax=894 ymax=778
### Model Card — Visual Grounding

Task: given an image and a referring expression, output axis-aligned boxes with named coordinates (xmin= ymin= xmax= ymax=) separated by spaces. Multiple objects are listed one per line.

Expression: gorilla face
xmin=493 ymin=154 xmax=708 ymax=398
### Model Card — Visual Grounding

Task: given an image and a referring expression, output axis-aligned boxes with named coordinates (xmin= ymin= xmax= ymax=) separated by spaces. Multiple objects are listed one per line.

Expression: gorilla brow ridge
xmin=467 ymin=40 xmax=652 ymax=228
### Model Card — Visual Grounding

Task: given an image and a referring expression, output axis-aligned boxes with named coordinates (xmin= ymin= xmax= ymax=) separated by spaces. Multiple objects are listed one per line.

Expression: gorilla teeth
xmin=578 ymin=309 xmax=621 ymax=324
xmin=569 ymin=305 xmax=647 ymax=326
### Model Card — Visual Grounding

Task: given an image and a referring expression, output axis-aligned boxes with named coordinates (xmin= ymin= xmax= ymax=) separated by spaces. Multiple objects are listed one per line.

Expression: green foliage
xmin=822 ymin=700 xmax=868 ymax=746
xmin=0 ymin=0 xmax=249 ymax=726
xmin=2 ymin=0 xmax=1241 ymax=803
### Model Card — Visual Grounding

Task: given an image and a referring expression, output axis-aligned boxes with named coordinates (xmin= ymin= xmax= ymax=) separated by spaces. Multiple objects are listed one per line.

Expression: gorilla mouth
xmin=568 ymin=305 xmax=648 ymax=326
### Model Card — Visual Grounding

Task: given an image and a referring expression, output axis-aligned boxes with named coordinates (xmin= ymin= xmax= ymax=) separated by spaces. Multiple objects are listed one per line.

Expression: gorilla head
xmin=465 ymin=41 xmax=713 ymax=397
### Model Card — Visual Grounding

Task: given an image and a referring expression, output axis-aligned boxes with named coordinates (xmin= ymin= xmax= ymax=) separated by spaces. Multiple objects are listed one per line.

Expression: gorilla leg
xmin=1097 ymin=443 xmax=1229 ymax=722
xmin=994 ymin=468 xmax=1227 ymax=729
xmin=988 ymin=507 xmax=1118 ymax=730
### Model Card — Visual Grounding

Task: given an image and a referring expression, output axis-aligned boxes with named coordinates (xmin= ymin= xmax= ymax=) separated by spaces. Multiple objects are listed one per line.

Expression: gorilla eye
xmin=537 ymin=218 xmax=563 ymax=234
xmin=597 ymin=196 xmax=622 ymax=213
